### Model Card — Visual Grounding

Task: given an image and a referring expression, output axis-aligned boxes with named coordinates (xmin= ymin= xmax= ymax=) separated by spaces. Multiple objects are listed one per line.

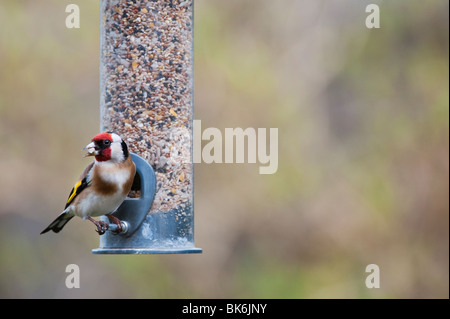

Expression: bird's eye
xmin=104 ymin=140 xmax=111 ymax=146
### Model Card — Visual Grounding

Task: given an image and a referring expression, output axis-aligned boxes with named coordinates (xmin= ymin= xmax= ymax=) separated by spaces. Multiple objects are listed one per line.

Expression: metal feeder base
xmin=92 ymin=248 xmax=202 ymax=255
xmin=92 ymin=210 xmax=202 ymax=255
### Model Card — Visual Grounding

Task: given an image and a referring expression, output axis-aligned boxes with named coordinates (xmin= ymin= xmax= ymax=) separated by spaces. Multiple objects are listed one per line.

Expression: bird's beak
xmin=83 ymin=141 xmax=98 ymax=157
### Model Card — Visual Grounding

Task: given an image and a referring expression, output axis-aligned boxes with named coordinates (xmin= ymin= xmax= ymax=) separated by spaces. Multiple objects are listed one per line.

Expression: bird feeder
xmin=92 ymin=0 xmax=201 ymax=254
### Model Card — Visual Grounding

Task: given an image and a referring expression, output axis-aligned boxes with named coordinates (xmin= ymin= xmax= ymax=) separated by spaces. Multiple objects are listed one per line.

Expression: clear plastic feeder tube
xmin=95 ymin=0 xmax=200 ymax=254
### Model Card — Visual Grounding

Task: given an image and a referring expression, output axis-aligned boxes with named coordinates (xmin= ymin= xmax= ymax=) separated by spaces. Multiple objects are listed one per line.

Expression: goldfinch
xmin=41 ymin=132 xmax=136 ymax=235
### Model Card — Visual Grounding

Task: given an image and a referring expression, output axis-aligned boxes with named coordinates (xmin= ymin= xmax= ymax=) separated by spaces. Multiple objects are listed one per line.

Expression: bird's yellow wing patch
xmin=67 ymin=180 xmax=82 ymax=204
xmin=65 ymin=177 xmax=89 ymax=209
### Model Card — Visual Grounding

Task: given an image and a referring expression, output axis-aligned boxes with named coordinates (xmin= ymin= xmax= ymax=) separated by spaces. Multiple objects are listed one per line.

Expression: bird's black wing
xmin=64 ymin=161 xmax=94 ymax=209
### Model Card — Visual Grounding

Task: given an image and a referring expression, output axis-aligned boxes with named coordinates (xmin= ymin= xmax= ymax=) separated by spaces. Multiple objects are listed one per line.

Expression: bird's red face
xmin=84 ymin=132 xmax=128 ymax=163
xmin=84 ymin=132 xmax=113 ymax=162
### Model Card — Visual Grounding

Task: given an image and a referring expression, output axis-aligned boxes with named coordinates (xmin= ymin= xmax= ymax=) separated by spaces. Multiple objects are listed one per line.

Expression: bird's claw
xmin=88 ymin=217 xmax=109 ymax=235
xmin=106 ymin=214 xmax=123 ymax=235
xmin=95 ymin=221 xmax=109 ymax=235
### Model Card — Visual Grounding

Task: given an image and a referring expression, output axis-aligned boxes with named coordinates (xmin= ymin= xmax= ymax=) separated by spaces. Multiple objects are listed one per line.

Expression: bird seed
xmin=99 ymin=0 xmax=194 ymax=216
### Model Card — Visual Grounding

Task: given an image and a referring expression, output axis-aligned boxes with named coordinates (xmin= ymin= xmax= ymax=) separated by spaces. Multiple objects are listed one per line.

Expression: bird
xmin=41 ymin=132 xmax=136 ymax=235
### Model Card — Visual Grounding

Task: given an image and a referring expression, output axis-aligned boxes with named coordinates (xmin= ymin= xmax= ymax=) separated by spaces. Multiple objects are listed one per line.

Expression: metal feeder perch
xmin=92 ymin=0 xmax=201 ymax=254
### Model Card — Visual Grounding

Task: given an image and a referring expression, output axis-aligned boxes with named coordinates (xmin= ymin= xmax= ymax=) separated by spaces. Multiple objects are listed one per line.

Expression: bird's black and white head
xmin=84 ymin=132 xmax=129 ymax=163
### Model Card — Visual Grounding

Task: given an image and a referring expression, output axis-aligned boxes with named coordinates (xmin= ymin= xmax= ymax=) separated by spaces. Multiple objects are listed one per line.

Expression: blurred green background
xmin=0 ymin=0 xmax=448 ymax=298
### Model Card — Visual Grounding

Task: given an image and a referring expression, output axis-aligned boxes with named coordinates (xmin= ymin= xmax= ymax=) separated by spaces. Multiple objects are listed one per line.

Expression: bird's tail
xmin=40 ymin=210 xmax=74 ymax=234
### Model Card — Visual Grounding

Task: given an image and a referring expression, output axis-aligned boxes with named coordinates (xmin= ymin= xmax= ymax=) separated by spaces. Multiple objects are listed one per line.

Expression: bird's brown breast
xmin=92 ymin=157 xmax=136 ymax=196
xmin=93 ymin=177 xmax=118 ymax=195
